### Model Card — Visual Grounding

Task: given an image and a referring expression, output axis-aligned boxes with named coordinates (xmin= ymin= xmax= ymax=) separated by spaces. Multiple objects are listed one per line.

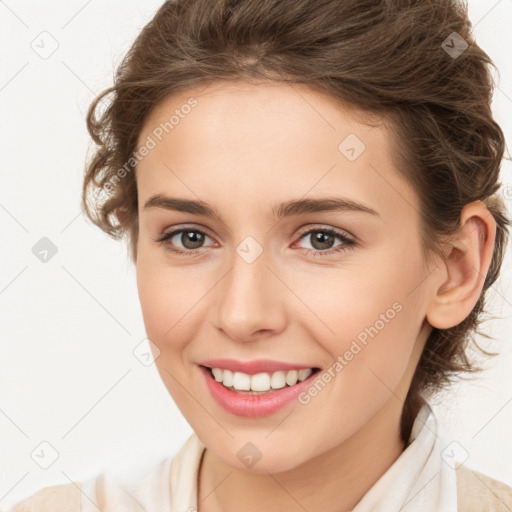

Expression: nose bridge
xmin=214 ymin=238 xmax=285 ymax=340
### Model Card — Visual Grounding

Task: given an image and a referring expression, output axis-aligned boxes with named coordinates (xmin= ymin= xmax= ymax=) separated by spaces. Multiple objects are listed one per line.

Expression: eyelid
xmin=294 ymin=223 xmax=354 ymax=241
xmin=157 ymin=223 xmax=214 ymax=239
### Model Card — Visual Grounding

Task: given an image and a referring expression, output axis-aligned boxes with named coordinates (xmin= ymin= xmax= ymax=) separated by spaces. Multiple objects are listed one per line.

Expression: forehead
xmin=136 ymin=81 xmax=420 ymax=224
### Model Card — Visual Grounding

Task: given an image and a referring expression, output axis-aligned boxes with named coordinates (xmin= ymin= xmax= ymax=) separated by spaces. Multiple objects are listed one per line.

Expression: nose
xmin=213 ymin=246 xmax=287 ymax=343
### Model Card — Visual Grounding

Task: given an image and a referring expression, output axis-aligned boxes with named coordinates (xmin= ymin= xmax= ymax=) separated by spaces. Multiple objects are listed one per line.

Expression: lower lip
xmin=199 ymin=365 xmax=321 ymax=417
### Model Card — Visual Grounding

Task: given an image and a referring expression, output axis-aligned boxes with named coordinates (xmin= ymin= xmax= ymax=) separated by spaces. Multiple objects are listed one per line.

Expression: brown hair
xmin=82 ymin=0 xmax=510 ymax=442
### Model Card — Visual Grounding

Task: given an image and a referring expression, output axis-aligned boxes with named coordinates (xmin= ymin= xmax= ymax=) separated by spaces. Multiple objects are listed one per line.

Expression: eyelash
xmin=155 ymin=225 xmax=356 ymax=258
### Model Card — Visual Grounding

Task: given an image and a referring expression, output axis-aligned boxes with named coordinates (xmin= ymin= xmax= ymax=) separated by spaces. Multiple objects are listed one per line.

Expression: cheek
xmin=135 ymin=252 xmax=214 ymax=356
xmin=297 ymin=265 xmax=405 ymax=340
xmin=303 ymin=255 xmax=423 ymax=384
xmin=135 ymin=258 xmax=202 ymax=409
xmin=136 ymin=254 xmax=186 ymax=346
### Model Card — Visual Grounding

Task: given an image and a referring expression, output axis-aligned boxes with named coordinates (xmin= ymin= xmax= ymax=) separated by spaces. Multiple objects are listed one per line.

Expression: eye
xmin=293 ymin=227 xmax=355 ymax=256
xmin=154 ymin=225 xmax=356 ymax=257
xmin=155 ymin=227 xmax=216 ymax=255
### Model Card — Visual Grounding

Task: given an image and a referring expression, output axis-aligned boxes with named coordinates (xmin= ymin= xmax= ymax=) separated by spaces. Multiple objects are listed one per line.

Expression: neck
xmin=198 ymin=395 xmax=407 ymax=512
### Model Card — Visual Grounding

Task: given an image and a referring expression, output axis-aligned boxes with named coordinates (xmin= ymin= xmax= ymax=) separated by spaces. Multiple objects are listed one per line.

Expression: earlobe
xmin=426 ymin=201 xmax=496 ymax=330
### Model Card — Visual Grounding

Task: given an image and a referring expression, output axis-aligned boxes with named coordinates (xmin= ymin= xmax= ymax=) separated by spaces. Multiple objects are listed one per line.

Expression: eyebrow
xmin=143 ymin=194 xmax=379 ymax=220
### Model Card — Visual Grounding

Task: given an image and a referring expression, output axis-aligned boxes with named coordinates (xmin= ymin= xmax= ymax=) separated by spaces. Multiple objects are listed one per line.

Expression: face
xmin=134 ymin=80 xmax=435 ymax=473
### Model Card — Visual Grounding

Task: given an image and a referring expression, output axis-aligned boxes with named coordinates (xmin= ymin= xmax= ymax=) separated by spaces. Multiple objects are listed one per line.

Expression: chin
xmin=207 ymin=435 xmax=316 ymax=475
xmin=227 ymin=453 xmax=308 ymax=475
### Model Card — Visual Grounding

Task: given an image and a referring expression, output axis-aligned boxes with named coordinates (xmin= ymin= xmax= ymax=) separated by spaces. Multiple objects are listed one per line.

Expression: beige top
xmin=5 ymin=402 xmax=512 ymax=511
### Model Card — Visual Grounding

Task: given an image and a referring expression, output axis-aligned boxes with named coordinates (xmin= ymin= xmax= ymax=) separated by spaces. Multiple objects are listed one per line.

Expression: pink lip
xmin=198 ymin=358 xmax=317 ymax=375
xmin=199 ymin=365 xmax=321 ymax=417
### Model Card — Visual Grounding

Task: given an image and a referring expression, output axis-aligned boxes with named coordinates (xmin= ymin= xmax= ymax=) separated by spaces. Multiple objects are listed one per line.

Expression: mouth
xmin=199 ymin=363 xmax=322 ymax=417
xmin=200 ymin=365 xmax=322 ymax=394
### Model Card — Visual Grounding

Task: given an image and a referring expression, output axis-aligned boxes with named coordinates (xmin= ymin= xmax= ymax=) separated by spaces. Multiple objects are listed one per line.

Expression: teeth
xmin=208 ymin=367 xmax=314 ymax=392
xmin=251 ymin=372 xmax=271 ymax=391
xmin=223 ymin=369 xmax=234 ymax=387
xmin=270 ymin=371 xmax=286 ymax=389
xmin=285 ymin=370 xmax=298 ymax=386
xmin=212 ymin=368 xmax=223 ymax=382
xmin=232 ymin=372 xmax=251 ymax=390
xmin=298 ymin=368 xmax=313 ymax=381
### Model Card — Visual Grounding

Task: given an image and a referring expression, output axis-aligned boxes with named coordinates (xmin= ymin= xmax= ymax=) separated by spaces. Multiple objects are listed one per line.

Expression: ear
xmin=115 ymin=207 xmax=128 ymax=225
xmin=426 ymin=200 xmax=497 ymax=330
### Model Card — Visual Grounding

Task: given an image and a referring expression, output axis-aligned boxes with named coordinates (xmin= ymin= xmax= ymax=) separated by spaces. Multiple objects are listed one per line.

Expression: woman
xmin=7 ymin=0 xmax=512 ymax=510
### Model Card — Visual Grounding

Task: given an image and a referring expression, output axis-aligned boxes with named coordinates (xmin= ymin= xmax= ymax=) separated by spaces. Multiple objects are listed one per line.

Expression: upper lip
xmin=199 ymin=358 xmax=318 ymax=375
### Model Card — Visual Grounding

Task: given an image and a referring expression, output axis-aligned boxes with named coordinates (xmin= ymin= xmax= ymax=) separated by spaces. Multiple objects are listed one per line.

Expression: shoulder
xmin=4 ymin=452 xmax=178 ymax=512
xmin=456 ymin=464 xmax=512 ymax=511
xmin=5 ymin=482 xmax=82 ymax=512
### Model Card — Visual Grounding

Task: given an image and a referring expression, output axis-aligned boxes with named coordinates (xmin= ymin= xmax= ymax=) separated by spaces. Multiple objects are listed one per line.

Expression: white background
xmin=1 ymin=0 xmax=511 ymax=508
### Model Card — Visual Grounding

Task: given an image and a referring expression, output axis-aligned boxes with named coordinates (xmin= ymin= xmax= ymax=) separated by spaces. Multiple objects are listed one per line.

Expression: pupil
xmin=312 ymin=231 xmax=334 ymax=250
xmin=182 ymin=231 xmax=204 ymax=249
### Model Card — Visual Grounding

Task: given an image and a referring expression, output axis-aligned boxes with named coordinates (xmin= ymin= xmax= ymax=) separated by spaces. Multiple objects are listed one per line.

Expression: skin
xmin=132 ymin=80 xmax=496 ymax=512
